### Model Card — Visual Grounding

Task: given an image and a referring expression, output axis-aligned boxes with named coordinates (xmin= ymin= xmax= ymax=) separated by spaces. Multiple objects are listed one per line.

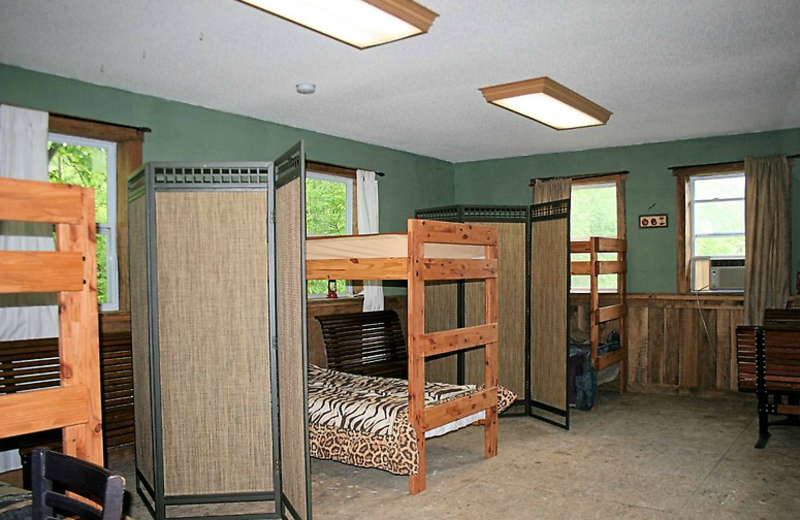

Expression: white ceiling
xmin=1 ymin=0 xmax=799 ymax=163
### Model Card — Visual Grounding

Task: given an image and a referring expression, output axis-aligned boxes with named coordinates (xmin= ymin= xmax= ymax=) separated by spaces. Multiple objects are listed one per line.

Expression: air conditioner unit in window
xmin=709 ymin=258 xmax=745 ymax=290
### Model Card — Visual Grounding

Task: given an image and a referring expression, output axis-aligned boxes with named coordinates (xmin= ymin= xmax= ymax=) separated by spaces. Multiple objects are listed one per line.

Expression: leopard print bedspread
xmin=308 ymin=365 xmax=516 ymax=476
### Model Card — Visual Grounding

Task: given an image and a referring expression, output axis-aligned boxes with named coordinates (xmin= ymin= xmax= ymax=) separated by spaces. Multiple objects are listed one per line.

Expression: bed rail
xmin=0 ymin=177 xmax=103 ymax=466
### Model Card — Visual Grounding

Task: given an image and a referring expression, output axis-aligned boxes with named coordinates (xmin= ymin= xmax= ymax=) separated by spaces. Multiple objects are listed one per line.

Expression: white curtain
xmin=0 ymin=105 xmax=55 ymax=473
xmin=356 ymin=169 xmax=384 ymax=312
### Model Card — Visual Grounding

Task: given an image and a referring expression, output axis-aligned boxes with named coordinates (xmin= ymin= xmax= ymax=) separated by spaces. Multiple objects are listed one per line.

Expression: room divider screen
xmin=129 ymin=143 xmax=311 ymax=520
xmin=274 ymin=143 xmax=312 ymax=520
xmin=416 ymin=204 xmax=571 ymax=426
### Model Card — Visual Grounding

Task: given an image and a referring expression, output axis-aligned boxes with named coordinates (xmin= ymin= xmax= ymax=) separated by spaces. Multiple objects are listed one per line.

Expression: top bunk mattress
xmin=308 ymin=365 xmax=515 ymax=439
xmin=306 ymin=233 xmax=485 ymax=261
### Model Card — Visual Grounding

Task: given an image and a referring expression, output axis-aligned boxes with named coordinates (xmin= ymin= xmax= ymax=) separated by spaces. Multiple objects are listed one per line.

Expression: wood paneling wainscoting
xmin=572 ymin=293 xmax=746 ymax=396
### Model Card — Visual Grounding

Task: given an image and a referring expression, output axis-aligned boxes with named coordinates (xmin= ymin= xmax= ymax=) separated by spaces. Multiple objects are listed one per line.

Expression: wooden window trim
xmin=49 ymin=115 xmax=144 ymax=314
xmin=672 ymin=162 xmax=750 ymax=294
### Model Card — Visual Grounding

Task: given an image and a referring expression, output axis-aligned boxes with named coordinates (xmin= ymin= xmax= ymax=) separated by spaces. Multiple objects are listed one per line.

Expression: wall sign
xmin=639 ymin=214 xmax=668 ymax=228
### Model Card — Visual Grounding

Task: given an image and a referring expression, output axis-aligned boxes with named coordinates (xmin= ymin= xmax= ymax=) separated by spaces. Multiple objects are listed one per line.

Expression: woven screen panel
xmin=155 ymin=191 xmax=272 ymax=496
xmin=276 ymin=176 xmax=309 ymax=519
xmin=129 ymin=196 xmax=154 ymax=485
xmin=424 ymin=281 xmax=458 ymax=383
xmin=530 ymin=197 xmax=569 ymax=411
xmin=462 ymin=222 xmax=526 ymax=398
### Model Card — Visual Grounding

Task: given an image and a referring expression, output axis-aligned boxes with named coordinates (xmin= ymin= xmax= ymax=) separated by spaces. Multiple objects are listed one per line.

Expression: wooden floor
xmin=104 ymin=390 xmax=800 ymax=519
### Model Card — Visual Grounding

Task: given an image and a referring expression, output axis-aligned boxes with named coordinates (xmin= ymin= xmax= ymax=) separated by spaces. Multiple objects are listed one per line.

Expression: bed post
xmin=56 ymin=188 xmax=104 ymax=466
xmin=484 ymin=238 xmax=499 ymax=458
xmin=407 ymin=219 xmax=426 ymax=494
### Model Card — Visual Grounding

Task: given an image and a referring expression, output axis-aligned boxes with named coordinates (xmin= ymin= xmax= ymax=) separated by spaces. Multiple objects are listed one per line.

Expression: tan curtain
xmin=533 ymin=178 xmax=571 ymax=204
xmin=743 ymin=156 xmax=792 ymax=325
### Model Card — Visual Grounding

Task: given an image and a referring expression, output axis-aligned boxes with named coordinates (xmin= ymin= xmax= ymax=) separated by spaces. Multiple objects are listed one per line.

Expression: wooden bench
xmin=316 ymin=310 xmax=407 ymax=379
xmin=736 ymin=309 xmax=800 ymax=448
xmin=0 ymin=330 xmax=134 ymax=456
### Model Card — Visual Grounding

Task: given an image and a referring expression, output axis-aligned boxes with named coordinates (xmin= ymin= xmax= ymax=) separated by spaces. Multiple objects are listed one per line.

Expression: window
xmin=48 ymin=133 xmax=119 ymax=311
xmin=570 ymin=181 xmax=622 ymax=292
xmin=689 ymin=172 xmax=745 ymax=291
xmin=306 ymin=170 xmax=354 ymax=297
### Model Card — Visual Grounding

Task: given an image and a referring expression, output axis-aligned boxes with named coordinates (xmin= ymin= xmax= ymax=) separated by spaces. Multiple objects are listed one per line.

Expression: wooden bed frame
xmin=307 ymin=219 xmax=499 ymax=494
xmin=0 ymin=177 xmax=103 ymax=466
xmin=571 ymin=236 xmax=628 ymax=393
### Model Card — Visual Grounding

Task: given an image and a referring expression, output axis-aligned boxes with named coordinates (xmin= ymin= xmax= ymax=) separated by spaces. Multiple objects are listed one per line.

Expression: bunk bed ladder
xmin=0 ymin=178 xmax=103 ymax=466
xmin=407 ymin=219 xmax=500 ymax=495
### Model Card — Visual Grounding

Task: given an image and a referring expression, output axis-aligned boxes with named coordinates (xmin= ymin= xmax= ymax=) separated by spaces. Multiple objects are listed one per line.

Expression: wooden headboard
xmin=0 ymin=177 xmax=103 ymax=465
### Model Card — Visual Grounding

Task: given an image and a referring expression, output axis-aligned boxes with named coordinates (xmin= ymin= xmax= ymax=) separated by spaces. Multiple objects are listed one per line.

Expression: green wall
xmin=3 ymin=63 xmax=798 ymax=296
xmin=454 ymin=130 xmax=800 ymax=293
xmin=0 ymin=63 xmax=455 ymax=235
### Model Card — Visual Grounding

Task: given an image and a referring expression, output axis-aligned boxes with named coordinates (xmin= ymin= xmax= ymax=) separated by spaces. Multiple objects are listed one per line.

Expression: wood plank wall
xmin=572 ymin=294 xmax=746 ymax=395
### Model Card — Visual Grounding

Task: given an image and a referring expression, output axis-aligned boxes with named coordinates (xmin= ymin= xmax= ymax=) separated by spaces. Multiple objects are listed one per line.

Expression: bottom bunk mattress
xmin=308 ymin=365 xmax=516 ymax=476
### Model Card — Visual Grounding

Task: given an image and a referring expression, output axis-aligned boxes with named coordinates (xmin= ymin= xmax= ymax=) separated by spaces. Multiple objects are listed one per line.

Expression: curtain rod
xmin=669 ymin=154 xmax=799 ymax=171
xmin=307 ymin=159 xmax=385 ymax=177
xmin=2 ymin=103 xmax=152 ymax=133
xmin=529 ymin=170 xmax=629 ymax=186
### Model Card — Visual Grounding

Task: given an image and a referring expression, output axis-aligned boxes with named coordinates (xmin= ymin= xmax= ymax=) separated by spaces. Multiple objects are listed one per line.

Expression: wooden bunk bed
xmin=570 ymin=236 xmax=628 ymax=393
xmin=306 ymin=219 xmax=507 ymax=494
xmin=0 ymin=177 xmax=103 ymax=466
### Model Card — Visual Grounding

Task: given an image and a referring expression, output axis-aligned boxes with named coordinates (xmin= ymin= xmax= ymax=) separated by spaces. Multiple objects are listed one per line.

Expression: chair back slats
xmin=736 ymin=326 xmax=758 ymax=391
xmin=32 ymin=449 xmax=125 ymax=520
xmin=316 ymin=310 xmax=407 ymax=378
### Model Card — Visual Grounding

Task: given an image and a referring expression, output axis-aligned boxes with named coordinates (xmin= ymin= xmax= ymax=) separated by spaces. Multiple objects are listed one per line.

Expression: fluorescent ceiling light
xmin=480 ymin=77 xmax=612 ymax=130
xmin=239 ymin=0 xmax=438 ymax=49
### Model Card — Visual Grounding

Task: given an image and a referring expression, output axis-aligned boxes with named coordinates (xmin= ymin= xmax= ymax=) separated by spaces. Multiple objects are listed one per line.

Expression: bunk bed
xmin=570 ymin=236 xmax=628 ymax=394
xmin=0 ymin=177 xmax=103 ymax=466
xmin=306 ymin=219 xmax=511 ymax=494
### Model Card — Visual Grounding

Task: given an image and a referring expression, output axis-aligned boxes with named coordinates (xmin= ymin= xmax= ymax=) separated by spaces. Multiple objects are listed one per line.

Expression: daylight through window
xmin=689 ymin=173 xmax=745 ymax=291
xmin=48 ymin=133 xmax=118 ymax=311
xmin=306 ymin=171 xmax=353 ymax=296
xmin=570 ymin=182 xmax=619 ymax=291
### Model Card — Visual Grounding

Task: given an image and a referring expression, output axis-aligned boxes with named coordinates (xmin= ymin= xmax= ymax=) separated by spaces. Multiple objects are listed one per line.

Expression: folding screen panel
xmin=129 ymin=163 xmax=280 ymax=520
xmin=415 ymin=206 xmax=530 ymax=412
xmin=529 ymin=180 xmax=571 ymax=429
xmin=274 ymin=143 xmax=312 ymax=520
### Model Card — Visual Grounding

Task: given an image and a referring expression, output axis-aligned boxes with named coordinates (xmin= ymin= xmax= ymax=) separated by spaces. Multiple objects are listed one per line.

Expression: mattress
xmin=306 ymin=233 xmax=485 ymax=261
xmin=308 ymin=365 xmax=516 ymax=476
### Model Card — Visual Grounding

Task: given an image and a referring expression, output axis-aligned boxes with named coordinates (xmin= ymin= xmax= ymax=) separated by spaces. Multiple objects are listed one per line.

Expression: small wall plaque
xmin=639 ymin=214 xmax=668 ymax=228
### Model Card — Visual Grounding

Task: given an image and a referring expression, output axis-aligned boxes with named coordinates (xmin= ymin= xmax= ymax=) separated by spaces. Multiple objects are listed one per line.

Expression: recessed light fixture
xmin=238 ymin=0 xmax=438 ymax=49
xmin=479 ymin=77 xmax=612 ymax=130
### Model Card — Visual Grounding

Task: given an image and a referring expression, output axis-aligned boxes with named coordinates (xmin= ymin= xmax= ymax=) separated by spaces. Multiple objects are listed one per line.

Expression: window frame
xmin=569 ymin=174 xmax=627 ymax=294
xmin=306 ymin=165 xmax=357 ymax=298
xmin=674 ymin=164 xmax=746 ymax=294
xmin=48 ymin=132 xmax=120 ymax=312
xmin=48 ymin=114 xmax=144 ymax=314
xmin=689 ymin=172 xmax=745 ymax=292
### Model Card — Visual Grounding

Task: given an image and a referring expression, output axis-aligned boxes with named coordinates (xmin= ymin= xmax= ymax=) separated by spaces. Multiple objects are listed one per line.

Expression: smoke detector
xmin=296 ymin=83 xmax=316 ymax=95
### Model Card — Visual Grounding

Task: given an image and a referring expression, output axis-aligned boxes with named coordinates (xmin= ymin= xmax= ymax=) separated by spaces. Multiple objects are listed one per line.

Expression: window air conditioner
xmin=709 ymin=258 xmax=745 ymax=290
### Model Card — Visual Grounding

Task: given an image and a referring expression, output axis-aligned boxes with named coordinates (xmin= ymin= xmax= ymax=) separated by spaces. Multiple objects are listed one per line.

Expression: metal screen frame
xmin=529 ymin=198 xmax=571 ymax=430
xmin=274 ymin=142 xmax=312 ymax=520
xmin=128 ymin=162 xmax=282 ymax=520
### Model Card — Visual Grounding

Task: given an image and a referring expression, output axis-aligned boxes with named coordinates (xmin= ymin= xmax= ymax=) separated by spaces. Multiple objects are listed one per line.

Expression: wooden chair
xmin=31 ymin=449 xmax=125 ymax=520
xmin=316 ymin=310 xmax=408 ymax=378
xmin=736 ymin=308 xmax=800 ymax=448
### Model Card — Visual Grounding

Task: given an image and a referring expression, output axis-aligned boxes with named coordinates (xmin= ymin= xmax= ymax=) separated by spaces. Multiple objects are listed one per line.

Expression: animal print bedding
xmin=307 ymin=365 xmax=516 ymax=475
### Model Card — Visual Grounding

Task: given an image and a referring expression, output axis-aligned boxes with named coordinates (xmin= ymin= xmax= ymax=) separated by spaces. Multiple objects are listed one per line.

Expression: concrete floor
xmin=114 ymin=391 xmax=800 ymax=520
